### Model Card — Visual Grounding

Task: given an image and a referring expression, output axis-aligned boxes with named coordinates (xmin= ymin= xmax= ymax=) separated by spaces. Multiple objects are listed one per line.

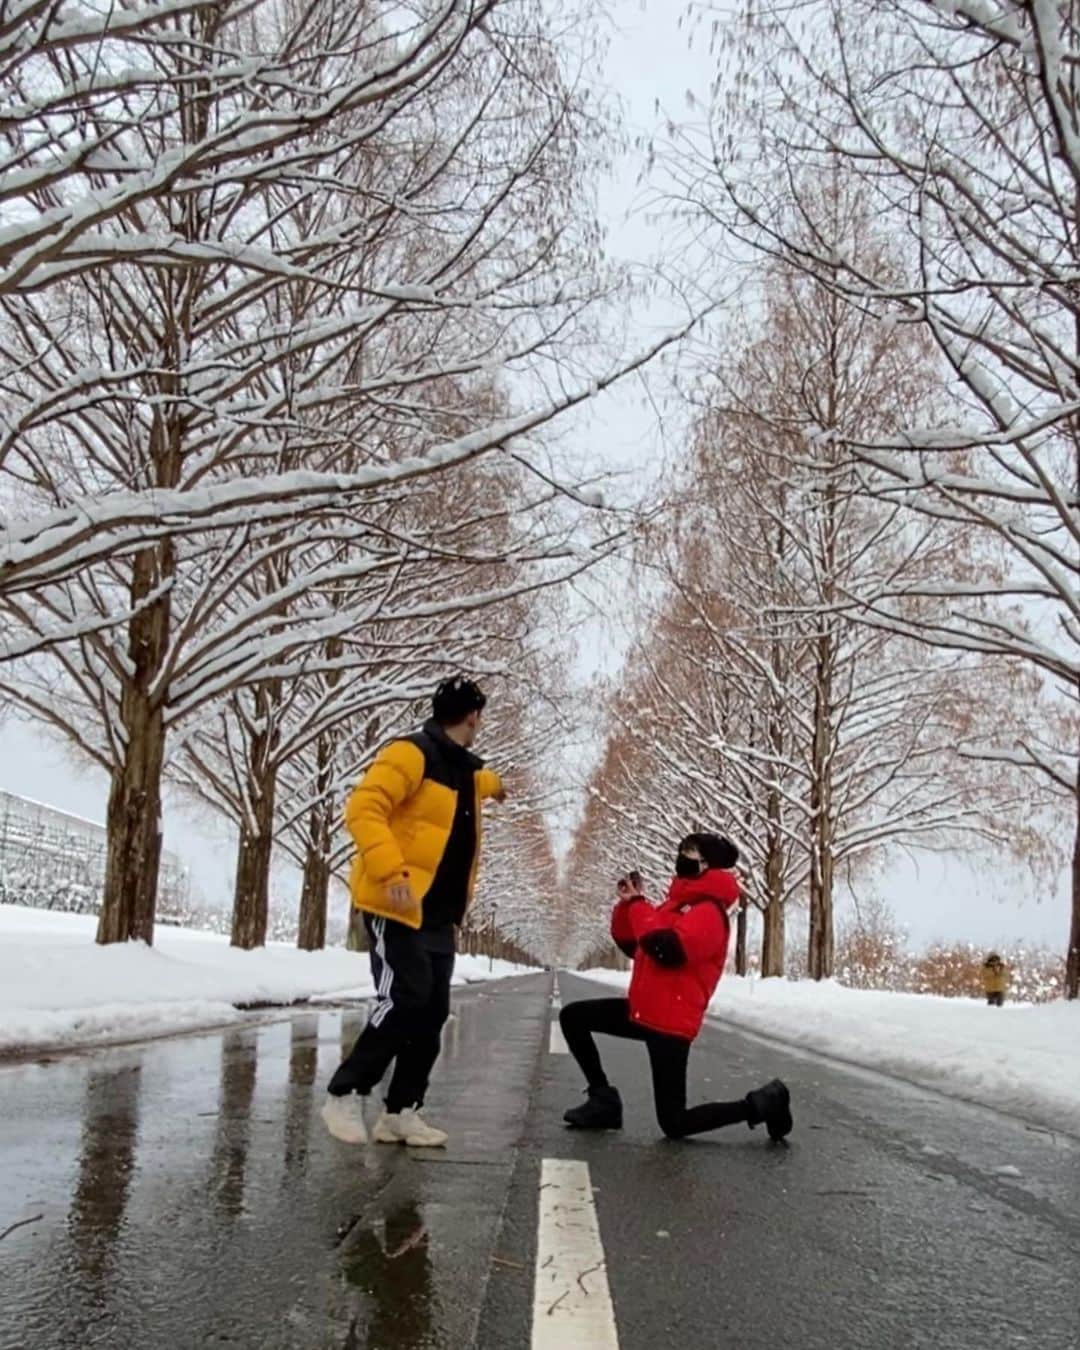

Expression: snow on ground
xmin=580 ymin=968 xmax=1080 ymax=1135
xmin=0 ymin=905 xmax=534 ymax=1055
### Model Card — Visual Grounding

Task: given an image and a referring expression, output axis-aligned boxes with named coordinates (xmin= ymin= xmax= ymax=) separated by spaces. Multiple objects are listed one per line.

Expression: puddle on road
xmin=335 ymin=1198 xmax=448 ymax=1349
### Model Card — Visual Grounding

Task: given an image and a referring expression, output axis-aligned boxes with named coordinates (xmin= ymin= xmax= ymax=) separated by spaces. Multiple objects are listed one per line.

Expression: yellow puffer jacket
xmin=982 ymin=963 xmax=1009 ymax=995
xmin=345 ymin=729 xmax=502 ymax=930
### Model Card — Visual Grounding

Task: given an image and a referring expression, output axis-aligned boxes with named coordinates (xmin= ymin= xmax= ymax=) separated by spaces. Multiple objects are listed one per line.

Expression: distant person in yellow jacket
xmin=322 ymin=677 xmax=504 ymax=1148
xmin=982 ymin=953 xmax=1009 ymax=1007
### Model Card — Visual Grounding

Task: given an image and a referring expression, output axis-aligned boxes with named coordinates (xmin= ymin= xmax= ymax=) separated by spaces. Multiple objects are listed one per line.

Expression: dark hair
xmin=679 ymin=832 xmax=739 ymax=870
xmin=432 ymin=676 xmax=487 ymax=726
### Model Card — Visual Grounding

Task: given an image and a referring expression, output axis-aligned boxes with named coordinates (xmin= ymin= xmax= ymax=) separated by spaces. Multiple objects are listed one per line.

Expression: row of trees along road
xmin=6 ymin=2 xmax=1076 ymax=984
xmin=0 ymin=0 xmax=678 ymax=955
xmin=558 ymin=0 xmax=1080 ymax=997
xmin=565 ymin=235 xmax=1066 ymax=987
xmin=691 ymin=0 xmax=1080 ymax=998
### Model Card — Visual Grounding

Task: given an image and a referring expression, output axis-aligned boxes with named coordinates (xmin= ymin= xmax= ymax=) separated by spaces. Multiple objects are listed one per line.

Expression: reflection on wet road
xmin=4 ymin=971 xmax=1080 ymax=1350
xmin=1 ymin=978 xmax=548 ymax=1350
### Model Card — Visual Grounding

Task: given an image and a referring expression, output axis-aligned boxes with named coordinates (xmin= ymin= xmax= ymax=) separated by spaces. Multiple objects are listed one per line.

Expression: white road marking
xmin=548 ymin=1020 xmax=568 ymax=1054
xmin=532 ymin=1158 xmax=618 ymax=1350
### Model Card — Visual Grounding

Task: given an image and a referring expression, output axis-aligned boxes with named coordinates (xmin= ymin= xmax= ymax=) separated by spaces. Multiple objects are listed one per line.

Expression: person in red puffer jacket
xmin=560 ymin=833 xmax=793 ymax=1141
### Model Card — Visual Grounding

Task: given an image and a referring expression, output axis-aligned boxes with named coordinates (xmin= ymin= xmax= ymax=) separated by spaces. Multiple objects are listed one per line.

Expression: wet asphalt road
xmin=2 ymin=971 xmax=1079 ymax=1350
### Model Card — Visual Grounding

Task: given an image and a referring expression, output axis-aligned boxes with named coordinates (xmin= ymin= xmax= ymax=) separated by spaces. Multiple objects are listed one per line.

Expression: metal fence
xmin=0 ymin=790 xmax=190 ymax=915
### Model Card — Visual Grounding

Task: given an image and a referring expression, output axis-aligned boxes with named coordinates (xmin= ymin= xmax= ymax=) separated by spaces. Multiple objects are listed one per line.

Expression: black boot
xmin=564 ymin=1084 xmax=623 ymax=1130
xmin=746 ymin=1079 xmax=793 ymax=1142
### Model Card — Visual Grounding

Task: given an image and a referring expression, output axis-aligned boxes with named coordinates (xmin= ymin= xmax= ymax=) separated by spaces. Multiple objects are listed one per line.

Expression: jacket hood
xmin=666 ymin=869 xmax=740 ymax=911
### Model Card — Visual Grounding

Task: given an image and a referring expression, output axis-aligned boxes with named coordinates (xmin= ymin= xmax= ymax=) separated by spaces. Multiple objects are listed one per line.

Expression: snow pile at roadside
xmin=579 ymin=967 xmax=1080 ymax=1133
xmin=0 ymin=905 xmax=533 ymax=1054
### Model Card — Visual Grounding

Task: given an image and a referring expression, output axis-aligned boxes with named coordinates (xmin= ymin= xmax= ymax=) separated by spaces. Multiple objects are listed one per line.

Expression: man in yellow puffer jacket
xmin=322 ymin=677 xmax=504 ymax=1149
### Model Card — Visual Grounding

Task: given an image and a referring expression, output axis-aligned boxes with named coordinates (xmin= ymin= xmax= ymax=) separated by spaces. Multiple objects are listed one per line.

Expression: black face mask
xmin=675 ymin=853 xmax=704 ymax=878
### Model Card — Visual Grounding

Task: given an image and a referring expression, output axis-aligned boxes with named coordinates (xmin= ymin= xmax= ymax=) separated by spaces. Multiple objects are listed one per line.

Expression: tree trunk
xmin=346 ymin=906 xmax=368 ymax=952
xmin=807 ymin=352 xmax=842 ymax=982
xmin=807 ymin=613 xmax=836 ymax=980
xmin=231 ymin=682 xmax=281 ymax=950
xmin=230 ymin=809 xmax=275 ymax=949
xmin=231 ymin=762 xmax=278 ymax=949
xmin=760 ymin=605 xmax=788 ymax=978
xmin=96 ymin=285 xmax=186 ymax=946
xmin=1068 ymin=215 xmax=1080 ymax=1002
xmin=99 ymin=711 xmax=167 ymax=945
xmin=96 ymin=543 xmax=173 ymax=945
xmin=735 ymin=901 xmax=748 ymax=975
xmin=1067 ymin=751 xmax=1079 ymax=1000
xmin=297 ymin=831 xmax=330 ymax=950
xmin=804 ymin=442 xmax=837 ymax=982
xmin=761 ymin=759 xmax=786 ymax=975
xmin=761 ymin=895 xmax=785 ymax=977
xmin=807 ymin=838 xmax=835 ymax=981
xmin=297 ymin=733 xmax=334 ymax=951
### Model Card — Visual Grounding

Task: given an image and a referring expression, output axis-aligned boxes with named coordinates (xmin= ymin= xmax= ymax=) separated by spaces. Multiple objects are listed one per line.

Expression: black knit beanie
xmin=678 ymin=831 xmax=739 ymax=870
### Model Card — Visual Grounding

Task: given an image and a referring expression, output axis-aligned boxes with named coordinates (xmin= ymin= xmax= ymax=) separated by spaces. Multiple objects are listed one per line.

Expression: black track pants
xmin=559 ymin=996 xmax=750 ymax=1139
xmin=328 ymin=915 xmax=454 ymax=1112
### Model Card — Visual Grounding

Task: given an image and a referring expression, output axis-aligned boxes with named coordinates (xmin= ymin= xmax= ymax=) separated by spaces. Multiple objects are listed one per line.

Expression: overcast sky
xmin=0 ymin=0 xmax=1070 ymax=959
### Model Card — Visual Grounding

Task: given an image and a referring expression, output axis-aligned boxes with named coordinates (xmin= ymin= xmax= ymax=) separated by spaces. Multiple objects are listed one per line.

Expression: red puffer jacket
xmin=610 ymin=870 xmax=740 ymax=1041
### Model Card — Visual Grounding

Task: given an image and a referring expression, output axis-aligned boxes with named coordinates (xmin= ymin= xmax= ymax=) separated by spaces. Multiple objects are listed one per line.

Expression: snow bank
xmin=0 ymin=906 xmax=533 ymax=1055
xmin=579 ymin=968 xmax=1080 ymax=1134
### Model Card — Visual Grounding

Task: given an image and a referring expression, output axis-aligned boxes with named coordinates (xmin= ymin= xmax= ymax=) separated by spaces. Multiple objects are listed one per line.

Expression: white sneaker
xmin=321 ymin=1093 xmax=368 ymax=1144
xmin=372 ymin=1107 xmax=448 ymax=1148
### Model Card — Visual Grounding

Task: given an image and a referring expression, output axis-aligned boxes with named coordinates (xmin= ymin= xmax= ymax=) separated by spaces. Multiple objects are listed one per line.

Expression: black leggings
xmin=559 ymin=997 xmax=749 ymax=1139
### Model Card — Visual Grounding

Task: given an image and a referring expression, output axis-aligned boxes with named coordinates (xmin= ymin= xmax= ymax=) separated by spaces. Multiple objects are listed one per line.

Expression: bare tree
xmin=1 ymin=2 xmax=507 ymax=293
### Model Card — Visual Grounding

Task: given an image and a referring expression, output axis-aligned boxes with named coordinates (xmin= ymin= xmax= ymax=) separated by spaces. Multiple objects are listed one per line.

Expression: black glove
xmin=614 ymin=937 xmax=637 ymax=959
xmin=640 ymin=928 xmax=685 ymax=968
